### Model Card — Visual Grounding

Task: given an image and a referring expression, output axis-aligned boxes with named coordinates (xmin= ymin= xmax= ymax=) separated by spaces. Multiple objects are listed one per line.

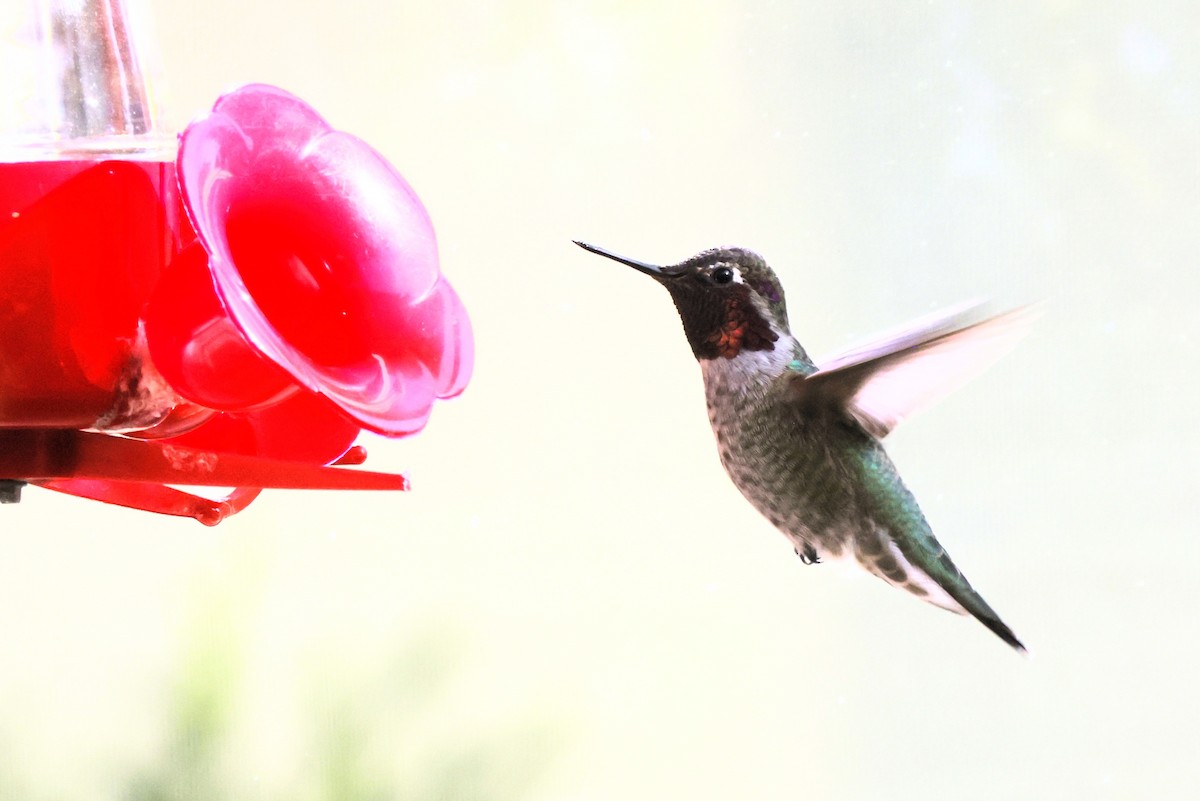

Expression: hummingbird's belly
xmin=707 ymin=397 xmax=860 ymax=560
xmin=705 ymin=390 xmax=969 ymax=614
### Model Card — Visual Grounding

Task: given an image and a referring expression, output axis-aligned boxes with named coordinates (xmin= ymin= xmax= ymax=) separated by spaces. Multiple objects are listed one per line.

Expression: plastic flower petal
xmin=174 ymin=83 xmax=473 ymax=436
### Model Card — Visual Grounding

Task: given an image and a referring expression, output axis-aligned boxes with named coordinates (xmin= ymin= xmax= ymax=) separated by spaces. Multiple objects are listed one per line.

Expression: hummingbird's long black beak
xmin=573 ymin=240 xmax=670 ymax=278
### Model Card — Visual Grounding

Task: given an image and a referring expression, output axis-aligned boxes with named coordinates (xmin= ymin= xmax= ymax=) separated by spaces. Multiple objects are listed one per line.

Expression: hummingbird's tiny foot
xmin=796 ymin=544 xmax=821 ymax=565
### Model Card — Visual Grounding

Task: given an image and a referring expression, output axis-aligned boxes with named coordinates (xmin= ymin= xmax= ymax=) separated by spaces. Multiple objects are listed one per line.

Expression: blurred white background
xmin=1 ymin=1 xmax=1197 ymax=799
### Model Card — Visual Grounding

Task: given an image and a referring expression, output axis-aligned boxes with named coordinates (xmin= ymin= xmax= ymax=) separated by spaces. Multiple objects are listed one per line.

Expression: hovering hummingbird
xmin=575 ymin=241 xmax=1031 ymax=652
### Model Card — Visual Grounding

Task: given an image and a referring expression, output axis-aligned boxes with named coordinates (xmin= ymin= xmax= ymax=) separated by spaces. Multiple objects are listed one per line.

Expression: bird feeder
xmin=0 ymin=0 xmax=473 ymax=523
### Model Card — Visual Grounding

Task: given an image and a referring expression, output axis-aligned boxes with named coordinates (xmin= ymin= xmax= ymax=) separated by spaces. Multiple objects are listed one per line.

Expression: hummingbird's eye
xmin=711 ymin=267 xmax=735 ymax=285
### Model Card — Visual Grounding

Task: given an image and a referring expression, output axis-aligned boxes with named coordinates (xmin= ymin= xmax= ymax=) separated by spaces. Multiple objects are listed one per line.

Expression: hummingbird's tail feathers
xmin=921 ymin=553 xmax=1027 ymax=652
xmin=857 ymin=537 xmax=969 ymax=614
xmin=918 ymin=559 xmax=1027 ymax=654
xmin=969 ymin=603 xmax=1027 ymax=654
xmin=858 ymin=531 xmax=1027 ymax=653
xmin=798 ymin=303 xmax=1040 ymax=439
xmin=939 ymin=574 xmax=1027 ymax=653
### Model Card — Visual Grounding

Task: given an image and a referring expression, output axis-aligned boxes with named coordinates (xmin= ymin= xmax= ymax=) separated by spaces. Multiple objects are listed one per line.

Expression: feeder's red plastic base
xmin=0 ymin=430 xmax=408 ymax=524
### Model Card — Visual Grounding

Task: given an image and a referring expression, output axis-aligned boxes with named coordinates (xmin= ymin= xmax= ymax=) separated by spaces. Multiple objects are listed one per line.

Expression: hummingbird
xmin=575 ymin=240 xmax=1031 ymax=652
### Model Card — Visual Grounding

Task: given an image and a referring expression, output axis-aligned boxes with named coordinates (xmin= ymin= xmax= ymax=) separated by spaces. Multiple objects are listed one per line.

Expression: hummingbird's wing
xmin=793 ymin=303 xmax=1038 ymax=438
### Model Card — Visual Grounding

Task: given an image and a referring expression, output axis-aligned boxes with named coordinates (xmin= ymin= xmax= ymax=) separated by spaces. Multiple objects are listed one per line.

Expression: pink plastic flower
xmin=169 ymin=83 xmax=473 ymax=436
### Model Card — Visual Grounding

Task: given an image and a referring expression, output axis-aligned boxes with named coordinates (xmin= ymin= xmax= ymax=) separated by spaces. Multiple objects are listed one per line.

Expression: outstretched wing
xmin=792 ymin=303 xmax=1038 ymax=438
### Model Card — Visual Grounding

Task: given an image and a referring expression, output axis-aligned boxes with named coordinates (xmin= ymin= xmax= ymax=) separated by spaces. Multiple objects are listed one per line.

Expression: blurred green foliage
xmin=1 ymin=568 xmax=563 ymax=801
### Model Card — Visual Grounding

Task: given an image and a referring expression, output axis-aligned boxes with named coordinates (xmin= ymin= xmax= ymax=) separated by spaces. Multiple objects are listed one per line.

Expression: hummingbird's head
xmin=575 ymin=241 xmax=790 ymax=361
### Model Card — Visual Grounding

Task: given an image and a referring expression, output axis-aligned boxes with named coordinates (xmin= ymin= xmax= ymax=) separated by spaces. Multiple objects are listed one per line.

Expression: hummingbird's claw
xmin=796 ymin=544 xmax=821 ymax=565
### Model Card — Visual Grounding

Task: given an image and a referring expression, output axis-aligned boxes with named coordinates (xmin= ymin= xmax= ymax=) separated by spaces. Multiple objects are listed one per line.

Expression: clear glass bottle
xmin=0 ymin=0 xmax=174 ymax=160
